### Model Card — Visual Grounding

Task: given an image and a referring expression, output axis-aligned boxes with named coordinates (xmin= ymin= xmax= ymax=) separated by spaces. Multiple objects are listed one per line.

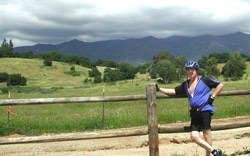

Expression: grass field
xmin=0 ymin=58 xmax=249 ymax=136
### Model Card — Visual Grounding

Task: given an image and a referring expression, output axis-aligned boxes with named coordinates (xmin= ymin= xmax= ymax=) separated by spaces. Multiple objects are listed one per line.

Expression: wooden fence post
xmin=146 ymin=85 xmax=159 ymax=156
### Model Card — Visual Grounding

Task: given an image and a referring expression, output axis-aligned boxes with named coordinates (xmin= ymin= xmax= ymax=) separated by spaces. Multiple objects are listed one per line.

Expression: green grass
xmin=0 ymin=58 xmax=249 ymax=136
xmin=0 ymin=58 xmax=90 ymax=88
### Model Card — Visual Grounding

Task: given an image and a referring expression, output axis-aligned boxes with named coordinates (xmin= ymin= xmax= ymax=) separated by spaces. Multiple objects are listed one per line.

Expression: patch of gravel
xmin=0 ymin=126 xmax=250 ymax=156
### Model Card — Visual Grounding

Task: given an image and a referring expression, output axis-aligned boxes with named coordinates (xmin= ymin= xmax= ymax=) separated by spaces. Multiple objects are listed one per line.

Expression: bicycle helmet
xmin=184 ymin=61 xmax=199 ymax=70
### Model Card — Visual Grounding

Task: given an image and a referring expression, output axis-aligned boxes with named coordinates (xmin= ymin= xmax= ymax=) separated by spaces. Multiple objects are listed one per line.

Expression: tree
xmin=17 ymin=51 xmax=34 ymax=58
xmin=9 ymin=39 xmax=14 ymax=52
xmin=205 ymin=58 xmax=220 ymax=78
xmin=65 ymin=66 xmax=80 ymax=76
xmin=45 ymin=51 xmax=63 ymax=61
xmin=0 ymin=72 xmax=9 ymax=82
xmin=103 ymin=67 xmax=122 ymax=82
xmin=70 ymin=66 xmax=75 ymax=71
xmin=198 ymin=56 xmax=208 ymax=69
xmin=94 ymin=75 xmax=102 ymax=83
xmin=88 ymin=67 xmax=101 ymax=78
xmin=7 ymin=74 xmax=27 ymax=86
xmin=117 ymin=62 xmax=137 ymax=80
xmin=88 ymin=67 xmax=102 ymax=83
xmin=149 ymin=67 xmax=157 ymax=79
xmin=96 ymin=59 xmax=117 ymax=68
xmin=247 ymin=55 xmax=250 ymax=61
xmin=43 ymin=58 xmax=52 ymax=66
xmin=208 ymin=52 xmax=230 ymax=63
xmin=0 ymin=38 xmax=14 ymax=57
xmin=221 ymin=52 xmax=246 ymax=80
xmin=1 ymin=38 xmax=8 ymax=49
xmin=153 ymin=51 xmax=174 ymax=65
xmin=155 ymin=60 xmax=176 ymax=83
xmin=174 ymin=56 xmax=187 ymax=80
xmin=152 ymin=51 xmax=188 ymax=82
xmin=137 ymin=62 xmax=151 ymax=74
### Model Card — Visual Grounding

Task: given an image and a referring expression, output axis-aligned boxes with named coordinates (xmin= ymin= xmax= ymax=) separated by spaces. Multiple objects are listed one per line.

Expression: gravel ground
xmin=0 ymin=124 xmax=250 ymax=156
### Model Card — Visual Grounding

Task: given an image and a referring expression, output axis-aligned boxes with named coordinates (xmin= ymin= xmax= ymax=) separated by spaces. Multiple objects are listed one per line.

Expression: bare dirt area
xmin=1 ymin=119 xmax=250 ymax=156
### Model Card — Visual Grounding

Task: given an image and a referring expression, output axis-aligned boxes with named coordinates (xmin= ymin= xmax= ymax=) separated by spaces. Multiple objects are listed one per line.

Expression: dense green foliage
xmin=0 ymin=72 xmax=27 ymax=86
xmin=137 ymin=62 xmax=151 ymax=74
xmin=201 ymin=57 xmax=221 ymax=78
xmin=96 ymin=58 xmax=117 ymax=68
xmin=222 ymin=52 xmax=247 ymax=80
xmin=0 ymin=39 xmax=14 ymax=57
xmin=7 ymin=74 xmax=27 ymax=86
xmin=64 ymin=66 xmax=81 ymax=76
xmin=88 ymin=67 xmax=102 ymax=83
xmin=151 ymin=51 xmax=187 ymax=83
xmin=43 ymin=57 xmax=52 ymax=66
xmin=103 ymin=63 xmax=137 ymax=82
xmin=0 ymin=72 xmax=9 ymax=82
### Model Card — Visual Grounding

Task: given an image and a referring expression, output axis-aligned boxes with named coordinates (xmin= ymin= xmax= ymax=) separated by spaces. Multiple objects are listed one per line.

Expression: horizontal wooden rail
xmin=0 ymin=90 xmax=249 ymax=106
xmin=0 ymin=95 xmax=146 ymax=106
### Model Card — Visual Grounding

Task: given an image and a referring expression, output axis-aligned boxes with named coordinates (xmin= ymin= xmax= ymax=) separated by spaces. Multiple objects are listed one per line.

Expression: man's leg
xmin=203 ymin=129 xmax=212 ymax=156
xmin=190 ymin=131 xmax=213 ymax=153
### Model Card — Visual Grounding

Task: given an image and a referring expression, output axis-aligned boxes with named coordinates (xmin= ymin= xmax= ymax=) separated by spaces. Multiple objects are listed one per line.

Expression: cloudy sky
xmin=1 ymin=0 xmax=250 ymax=47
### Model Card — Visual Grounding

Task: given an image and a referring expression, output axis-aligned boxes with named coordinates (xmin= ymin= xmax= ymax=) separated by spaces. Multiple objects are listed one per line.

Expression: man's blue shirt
xmin=175 ymin=76 xmax=221 ymax=114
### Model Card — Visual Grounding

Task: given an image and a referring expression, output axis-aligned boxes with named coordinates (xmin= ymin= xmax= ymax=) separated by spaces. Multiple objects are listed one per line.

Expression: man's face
xmin=186 ymin=68 xmax=198 ymax=79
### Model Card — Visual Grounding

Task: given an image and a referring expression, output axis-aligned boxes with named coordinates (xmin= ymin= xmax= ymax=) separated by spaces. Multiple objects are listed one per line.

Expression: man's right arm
xmin=156 ymin=82 xmax=186 ymax=96
xmin=159 ymin=88 xmax=176 ymax=96
xmin=155 ymin=84 xmax=176 ymax=95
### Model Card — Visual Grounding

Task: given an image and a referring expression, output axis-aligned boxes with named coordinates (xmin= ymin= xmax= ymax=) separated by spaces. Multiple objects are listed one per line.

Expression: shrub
xmin=43 ymin=58 xmax=52 ymax=66
xmin=7 ymin=74 xmax=27 ymax=86
xmin=70 ymin=66 xmax=75 ymax=71
xmin=0 ymin=72 xmax=9 ymax=82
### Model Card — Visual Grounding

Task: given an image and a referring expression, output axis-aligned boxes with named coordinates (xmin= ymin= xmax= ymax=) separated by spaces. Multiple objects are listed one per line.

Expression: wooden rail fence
xmin=0 ymin=86 xmax=250 ymax=156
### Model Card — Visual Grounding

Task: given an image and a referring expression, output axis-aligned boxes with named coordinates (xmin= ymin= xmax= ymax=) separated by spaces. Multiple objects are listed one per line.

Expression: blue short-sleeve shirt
xmin=175 ymin=76 xmax=221 ymax=114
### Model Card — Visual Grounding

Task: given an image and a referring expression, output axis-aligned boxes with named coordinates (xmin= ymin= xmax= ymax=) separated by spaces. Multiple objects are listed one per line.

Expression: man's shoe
xmin=211 ymin=149 xmax=222 ymax=156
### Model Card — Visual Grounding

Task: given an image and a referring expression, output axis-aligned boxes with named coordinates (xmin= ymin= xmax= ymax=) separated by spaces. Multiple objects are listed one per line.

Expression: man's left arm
xmin=211 ymin=83 xmax=224 ymax=98
xmin=208 ymin=83 xmax=224 ymax=105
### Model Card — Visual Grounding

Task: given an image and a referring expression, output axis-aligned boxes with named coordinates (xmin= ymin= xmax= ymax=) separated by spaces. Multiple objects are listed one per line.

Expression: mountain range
xmin=15 ymin=32 xmax=250 ymax=63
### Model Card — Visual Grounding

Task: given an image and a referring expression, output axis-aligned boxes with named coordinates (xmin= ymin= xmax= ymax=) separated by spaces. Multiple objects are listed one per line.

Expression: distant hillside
xmin=0 ymin=58 xmax=90 ymax=87
xmin=15 ymin=32 xmax=250 ymax=63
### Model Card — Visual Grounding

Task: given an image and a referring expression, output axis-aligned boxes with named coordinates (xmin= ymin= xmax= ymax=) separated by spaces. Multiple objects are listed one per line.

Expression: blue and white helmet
xmin=184 ymin=61 xmax=199 ymax=70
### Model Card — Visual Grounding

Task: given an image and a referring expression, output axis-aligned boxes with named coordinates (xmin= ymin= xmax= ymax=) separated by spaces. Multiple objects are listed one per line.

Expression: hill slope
xmin=0 ymin=58 xmax=90 ymax=88
xmin=15 ymin=32 xmax=250 ymax=63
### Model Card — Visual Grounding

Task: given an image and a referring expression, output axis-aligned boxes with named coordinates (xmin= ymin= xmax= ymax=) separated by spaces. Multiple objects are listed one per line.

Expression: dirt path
xmin=1 ymin=116 xmax=250 ymax=156
xmin=0 ymin=126 xmax=250 ymax=156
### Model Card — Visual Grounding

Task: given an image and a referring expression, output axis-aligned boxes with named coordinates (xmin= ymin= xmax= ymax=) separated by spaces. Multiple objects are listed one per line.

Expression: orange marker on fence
xmin=8 ymin=106 xmax=16 ymax=115
xmin=7 ymin=91 xmax=16 ymax=115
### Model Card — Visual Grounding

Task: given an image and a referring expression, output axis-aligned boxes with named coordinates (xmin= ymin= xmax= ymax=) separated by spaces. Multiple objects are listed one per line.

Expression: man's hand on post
xmin=155 ymin=84 xmax=160 ymax=91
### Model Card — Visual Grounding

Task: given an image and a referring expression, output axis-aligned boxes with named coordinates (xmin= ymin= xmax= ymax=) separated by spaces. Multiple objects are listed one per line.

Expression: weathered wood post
xmin=146 ymin=85 xmax=159 ymax=156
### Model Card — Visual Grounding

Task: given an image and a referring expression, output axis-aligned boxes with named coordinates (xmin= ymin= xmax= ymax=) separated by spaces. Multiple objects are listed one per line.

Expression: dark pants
xmin=190 ymin=111 xmax=212 ymax=131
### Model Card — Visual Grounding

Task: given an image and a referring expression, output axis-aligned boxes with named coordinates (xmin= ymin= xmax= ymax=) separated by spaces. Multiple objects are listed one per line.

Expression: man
xmin=156 ymin=61 xmax=224 ymax=156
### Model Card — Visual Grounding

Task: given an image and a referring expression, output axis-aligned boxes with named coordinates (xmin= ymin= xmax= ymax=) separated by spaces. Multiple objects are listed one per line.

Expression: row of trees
xmin=88 ymin=50 xmax=248 ymax=84
xmin=0 ymin=39 xmax=249 ymax=84
xmin=88 ymin=62 xmax=138 ymax=83
xmin=151 ymin=51 xmax=247 ymax=83
xmin=150 ymin=51 xmax=187 ymax=83
xmin=197 ymin=52 xmax=247 ymax=80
